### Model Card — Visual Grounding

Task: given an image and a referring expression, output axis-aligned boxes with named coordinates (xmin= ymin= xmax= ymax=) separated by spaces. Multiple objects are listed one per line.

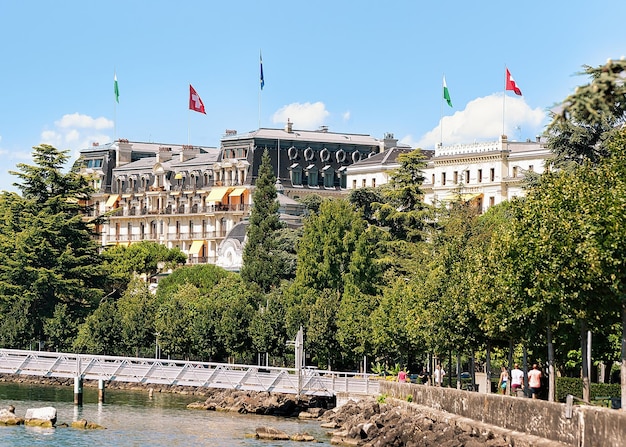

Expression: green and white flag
xmin=443 ymin=75 xmax=452 ymax=107
xmin=114 ymin=73 xmax=120 ymax=103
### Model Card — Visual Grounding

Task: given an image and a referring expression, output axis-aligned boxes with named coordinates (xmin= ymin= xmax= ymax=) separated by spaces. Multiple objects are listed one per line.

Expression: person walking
xmin=528 ymin=363 xmax=542 ymax=399
xmin=397 ymin=369 xmax=407 ymax=383
xmin=434 ymin=364 xmax=445 ymax=387
xmin=510 ymin=363 xmax=523 ymax=396
xmin=497 ymin=366 xmax=509 ymax=394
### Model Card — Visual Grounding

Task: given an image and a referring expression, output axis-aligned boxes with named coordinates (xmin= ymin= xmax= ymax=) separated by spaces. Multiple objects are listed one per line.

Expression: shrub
xmin=555 ymin=377 xmax=621 ymax=403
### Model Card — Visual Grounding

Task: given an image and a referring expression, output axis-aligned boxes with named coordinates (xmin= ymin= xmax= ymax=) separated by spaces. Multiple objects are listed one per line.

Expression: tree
xmin=117 ymin=277 xmax=157 ymax=357
xmin=374 ymin=149 xmax=430 ymax=242
xmin=295 ymin=198 xmax=366 ymax=294
xmin=101 ymin=241 xmax=187 ymax=294
xmin=547 ymin=59 xmax=626 ymax=168
xmin=240 ymin=149 xmax=284 ymax=292
xmin=0 ymin=144 xmax=105 ymax=347
xmin=73 ymin=299 xmax=123 ymax=355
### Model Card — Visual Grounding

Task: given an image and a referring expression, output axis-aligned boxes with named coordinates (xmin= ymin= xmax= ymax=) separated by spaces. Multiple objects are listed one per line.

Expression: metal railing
xmin=0 ymin=349 xmax=379 ymax=397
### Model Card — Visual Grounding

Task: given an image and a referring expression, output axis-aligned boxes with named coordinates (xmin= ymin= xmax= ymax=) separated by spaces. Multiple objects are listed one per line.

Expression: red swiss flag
xmin=189 ymin=84 xmax=206 ymax=114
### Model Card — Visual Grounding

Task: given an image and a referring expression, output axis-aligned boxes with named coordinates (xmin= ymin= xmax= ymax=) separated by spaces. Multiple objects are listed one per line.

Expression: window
xmin=478 ymin=169 xmax=482 ymax=183
xmin=489 ymin=196 xmax=495 ymax=207
xmin=528 ymin=165 xmax=534 ymax=172
xmin=441 ymin=172 xmax=446 ymax=186
xmin=513 ymin=166 xmax=518 ymax=177
xmin=490 ymin=168 xmax=495 ymax=182
xmin=86 ymin=158 xmax=103 ymax=168
xmin=323 ymin=169 xmax=334 ymax=188
xmin=362 ymin=179 xmax=366 ymax=188
xmin=431 ymin=174 xmax=435 ymax=185
xmin=352 ymin=179 xmax=357 ymax=189
xmin=453 ymin=171 xmax=458 ymax=183
xmin=371 ymin=178 xmax=376 ymax=188
xmin=307 ymin=167 xmax=318 ymax=187
xmin=465 ymin=170 xmax=470 ymax=183
xmin=340 ymin=173 xmax=347 ymax=189
xmin=290 ymin=166 xmax=302 ymax=185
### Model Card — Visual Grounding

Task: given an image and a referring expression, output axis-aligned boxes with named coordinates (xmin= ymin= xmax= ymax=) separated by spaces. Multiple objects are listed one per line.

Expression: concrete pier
xmin=73 ymin=376 xmax=83 ymax=406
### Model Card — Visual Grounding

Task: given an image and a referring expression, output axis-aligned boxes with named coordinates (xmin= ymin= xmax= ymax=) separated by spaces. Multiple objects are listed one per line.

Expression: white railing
xmin=0 ymin=349 xmax=379 ymax=397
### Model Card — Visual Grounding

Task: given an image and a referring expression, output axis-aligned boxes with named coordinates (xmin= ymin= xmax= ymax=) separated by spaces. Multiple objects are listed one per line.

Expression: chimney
xmin=318 ymin=125 xmax=328 ymax=133
xmin=180 ymin=145 xmax=200 ymax=162
xmin=383 ymin=132 xmax=398 ymax=151
xmin=285 ymin=119 xmax=293 ymax=133
xmin=157 ymin=146 xmax=172 ymax=163
xmin=116 ymin=139 xmax=132 ymax=166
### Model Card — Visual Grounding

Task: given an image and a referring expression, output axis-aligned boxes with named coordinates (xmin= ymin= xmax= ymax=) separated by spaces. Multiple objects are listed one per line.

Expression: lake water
xmin=0 ymin=382 xmax=334 ymax=446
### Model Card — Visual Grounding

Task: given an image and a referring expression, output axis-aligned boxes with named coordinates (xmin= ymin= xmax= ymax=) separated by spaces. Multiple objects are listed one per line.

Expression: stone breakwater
xmin=320 ymin=398 xmax=513 ymax=447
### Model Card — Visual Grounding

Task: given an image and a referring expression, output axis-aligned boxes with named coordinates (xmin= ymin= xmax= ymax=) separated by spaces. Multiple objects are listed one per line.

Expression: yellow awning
xmin=189 ymin=240 xmax=204 ymax=255
xmin=229 ymin=187 xmax=247 ymax=197
xmin=105 ymin=194 xmax=120 ymax=207
xmin=206 ymin=187 xmax=233 ymax=202
xmin=442 ymin=193 xmax=483 ymax=203
xmin=174 ymin=172 xmax=183 ymax=180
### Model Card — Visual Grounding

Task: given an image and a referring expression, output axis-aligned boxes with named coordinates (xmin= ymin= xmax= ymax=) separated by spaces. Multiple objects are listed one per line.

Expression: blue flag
xmin=260 ymin=51 xmax=265 ymax=90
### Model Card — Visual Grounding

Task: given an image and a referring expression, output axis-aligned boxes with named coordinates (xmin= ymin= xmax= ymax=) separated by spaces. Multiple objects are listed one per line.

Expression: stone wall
xmin=381 ymin=381 xmax=626 ymax=447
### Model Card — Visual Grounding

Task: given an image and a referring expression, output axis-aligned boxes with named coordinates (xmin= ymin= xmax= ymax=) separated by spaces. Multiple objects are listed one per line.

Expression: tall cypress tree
xmin=240 ymin=149 xmax=284 ymax=292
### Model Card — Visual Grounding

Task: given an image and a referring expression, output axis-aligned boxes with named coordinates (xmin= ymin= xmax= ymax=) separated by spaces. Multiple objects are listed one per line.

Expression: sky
xmin=1 ymin=0 xmax=625 ymax=192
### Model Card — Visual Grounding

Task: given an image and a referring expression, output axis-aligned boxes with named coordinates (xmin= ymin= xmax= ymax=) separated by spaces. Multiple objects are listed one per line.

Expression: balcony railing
xmin=112 ymin=204 xmax=250 ymax=217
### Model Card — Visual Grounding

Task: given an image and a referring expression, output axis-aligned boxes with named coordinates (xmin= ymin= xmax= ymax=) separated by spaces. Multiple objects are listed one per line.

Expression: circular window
xmin=336 ymin=149 xmax=346 ymax=163
xmin=352 ymin=151 xmax=361 ymax=163
xmin=320 ymin=148 xmax=330 ymax=162
xmin=304 ymin=147 xmax=314 ymax=161
xmin=288 ymin=146 xmax=298 ymax=160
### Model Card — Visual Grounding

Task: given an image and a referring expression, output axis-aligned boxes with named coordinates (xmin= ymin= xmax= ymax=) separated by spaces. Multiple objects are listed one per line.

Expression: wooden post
xmin=74 ymin=376 xmax=83 ymax=406
xmin=98 ymin=379 xmax=105 ymax=403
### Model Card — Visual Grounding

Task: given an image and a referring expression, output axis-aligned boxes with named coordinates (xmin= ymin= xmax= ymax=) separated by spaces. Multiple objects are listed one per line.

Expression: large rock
xmin=71 ymin=419 xmax=106 ymax=430
xmin=0 ymin=406 xmax=24 ymax=426
xmin=24 ymin=406 xmax=56 ymax=427
xmin=255 ymin=426 xmax=290 ymax=440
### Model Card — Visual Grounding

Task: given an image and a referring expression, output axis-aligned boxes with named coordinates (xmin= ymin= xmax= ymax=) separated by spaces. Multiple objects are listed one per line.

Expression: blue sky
xmin=1 ymin=0 xmax=625 ymax=192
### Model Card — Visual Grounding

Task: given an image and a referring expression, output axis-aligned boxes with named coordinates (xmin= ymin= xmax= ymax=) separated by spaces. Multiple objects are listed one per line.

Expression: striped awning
xmin=188 ymin=240 xmax=204 ymax=255
xmin=206 ymin=187 xmax=233 ymax=202
xmin=229 ymin=187 xmax=247 ymax=197
xmin=105 ymin=194 xmax=120 ymax=207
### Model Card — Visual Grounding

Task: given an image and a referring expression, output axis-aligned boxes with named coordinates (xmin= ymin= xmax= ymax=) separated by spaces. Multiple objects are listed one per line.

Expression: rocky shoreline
xmin=0 ymin=374 xmax=555 ymax=446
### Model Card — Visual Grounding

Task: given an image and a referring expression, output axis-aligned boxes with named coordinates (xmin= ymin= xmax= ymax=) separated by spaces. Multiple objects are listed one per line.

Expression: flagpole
xmin=188 ymin=83 xmax=191 ymax=146
xmin=440 ymin=74 xmax=444 ymax=147
xmin=502 ymin=65 xmax=506 ymax=138
xmin=113 ymin=69 xmax=117 ymax=142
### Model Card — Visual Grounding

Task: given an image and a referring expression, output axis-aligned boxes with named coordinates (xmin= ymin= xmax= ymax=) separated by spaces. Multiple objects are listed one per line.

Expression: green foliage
xmin=548 ymin=59 xmax=626 ymax=168
xmin=406 ymin=394 xmax=413 ymax=402
xmin=555 ymin=377 xmax=622 ymax=403
xmin=0 ymin=144 xmax=105 ymax=346
xmin=240 ymin=149 xmax=284 ymax=292
xmin=101 ymin=241 xmax=186 ymax=294
xmin=156 ymin=264 xmax=231 ymax=302
xmin=376 ymin=394 xmax=388 ymax=404
xmin=371 ymin=361 xmax=387 ymax=376
xmin=117 ymin=277 xmax=156 ymax=357
xmin=73 ymin=299 xmax=123 ymax=355
xmin=295 ymin=198 xmax=367 ymax=293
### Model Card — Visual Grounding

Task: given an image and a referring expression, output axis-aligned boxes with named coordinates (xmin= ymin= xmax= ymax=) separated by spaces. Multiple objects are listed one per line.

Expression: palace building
xmin=76 ymin=122 xmax=403 ymax=266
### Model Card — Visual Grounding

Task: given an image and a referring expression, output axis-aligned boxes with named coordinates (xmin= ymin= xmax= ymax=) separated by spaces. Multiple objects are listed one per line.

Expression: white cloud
xmin=415 ymin=94 xmax=548 ymax=149
xmin=272 ymin=102 xmax=329 ymax=129
xmin=55 ymin=113 xmax=113 ymax=130
xmin=342 ymin=111 xmax=351 ymax=121
xmin=40 ymin=114 xmax=114 ymax=158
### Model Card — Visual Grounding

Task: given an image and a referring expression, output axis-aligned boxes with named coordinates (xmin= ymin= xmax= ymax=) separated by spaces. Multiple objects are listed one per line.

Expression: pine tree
xmin=0 ymin=144 xmax=105 ymax=348
xmin=240 ymin=149 xmax=284 ymax=292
